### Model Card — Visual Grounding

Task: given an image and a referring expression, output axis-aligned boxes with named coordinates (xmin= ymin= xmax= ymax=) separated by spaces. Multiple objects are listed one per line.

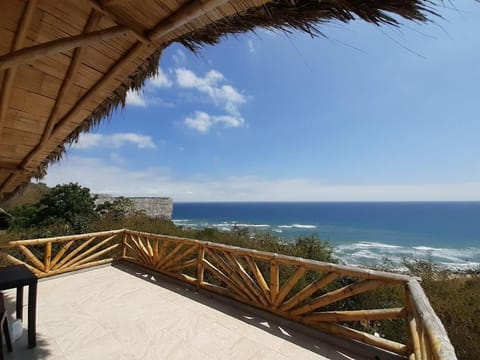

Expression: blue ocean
xmin=172 ymin=202 xmax=480 ymax=271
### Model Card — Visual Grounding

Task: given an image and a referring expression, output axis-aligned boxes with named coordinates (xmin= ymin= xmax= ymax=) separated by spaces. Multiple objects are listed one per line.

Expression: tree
xmin=35 ymin=183 xmax=97 ymax=232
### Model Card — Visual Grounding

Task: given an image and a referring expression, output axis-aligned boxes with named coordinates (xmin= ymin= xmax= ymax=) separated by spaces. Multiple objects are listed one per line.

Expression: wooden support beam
xmin=278 ymin=272 xmax=338 ymax=313
xmin=87 ymin=0 xmax=151 ymax=44
xmin=245 ymin=256 xmax=270 ymax=299
xmin=290 ymin=280 xmax=384 ymax=316
xmin=19 ymin=10 xmax=102 ymax=172
xmin=149 ymin=0 xmax=230 ymax=40
xmin=274 ymin=266 xmax=306 ymax=307
xmin=270 ymin=260 xmax=279 ymax=304
xmin=51 ymin=237 xmax=96 ymax=270
xmin=307 ymin=321 xmax=409 ymax=356
xmin=0 ymin=25 xmax=130 ymax=72
xmin=0 ymin=0 xmax=38 ymax=138
xmin=203 ymin=259 xmax=248 ymax=301
xmin=197 ymin=246 xmax=205 ymax=288
xmin=304 ymin=307 xmax=406 ymax=323
xmin=18 ymin=245 xmax=45 ymax=272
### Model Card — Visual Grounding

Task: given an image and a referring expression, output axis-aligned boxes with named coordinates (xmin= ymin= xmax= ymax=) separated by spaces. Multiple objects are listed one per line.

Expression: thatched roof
xmin=0 ymin=0 xmax=438 ymax=196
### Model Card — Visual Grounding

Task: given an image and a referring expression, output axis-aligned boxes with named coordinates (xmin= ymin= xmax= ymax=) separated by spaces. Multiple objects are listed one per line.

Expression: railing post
xmin=44 ymin=241 xmax=51 ymax=272
xmin=121 ymin=230 xmax=128 ymax=259
xmin=405 ymin=285 xmax=419 ymax=360
xmin=270 ymin=256 xmax=279 ymax=305
xmin=197 ymin=244 xmax=205 ymax=289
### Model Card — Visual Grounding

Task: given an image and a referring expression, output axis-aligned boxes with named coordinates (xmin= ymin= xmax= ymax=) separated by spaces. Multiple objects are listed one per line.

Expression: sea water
xmin=172 ymin=202 xmax=480 ymax=271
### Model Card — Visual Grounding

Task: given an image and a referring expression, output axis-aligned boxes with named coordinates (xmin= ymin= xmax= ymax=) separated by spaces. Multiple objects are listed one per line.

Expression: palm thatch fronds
xmin=178 ymin=0 xmax=438 ymax=52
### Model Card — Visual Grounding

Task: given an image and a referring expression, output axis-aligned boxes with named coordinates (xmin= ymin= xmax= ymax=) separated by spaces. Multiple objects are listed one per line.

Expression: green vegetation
xmin=1 ymin=183 xmax=478 ymax=359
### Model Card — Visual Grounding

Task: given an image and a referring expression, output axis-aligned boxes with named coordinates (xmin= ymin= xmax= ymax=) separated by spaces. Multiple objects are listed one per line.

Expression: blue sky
xmin=44 ymin=3 xmax=480 ymax=201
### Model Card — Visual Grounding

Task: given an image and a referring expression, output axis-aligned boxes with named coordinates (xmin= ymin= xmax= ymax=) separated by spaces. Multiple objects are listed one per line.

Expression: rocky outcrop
xmin=94 ymin=195 xmax=173 ymax=219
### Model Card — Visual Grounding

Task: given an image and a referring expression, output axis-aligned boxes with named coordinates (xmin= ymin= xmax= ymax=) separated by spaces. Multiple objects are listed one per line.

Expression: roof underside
xmin=0 ymin=0 xmax=437 ymax=196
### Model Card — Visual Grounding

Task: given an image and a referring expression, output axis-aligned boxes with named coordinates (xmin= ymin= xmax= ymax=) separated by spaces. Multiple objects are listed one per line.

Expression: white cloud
xmin=149 ymin=67 xmax=172 ymax=88
xmin=247 ymin=39 xmax=255 ymax=53
xmin=43 ymin=156 xmax=480 ymax=201
xmin=125 ymin=89 xmax=173 ymax=108
xmin=172 ymin=49 xmax=187 ymax=65
xmin=72 ymin=133 xmax=156 ymax=150
xmin=125 ymin=90 xmax=146 ymax=107
xmin=184 ymin=111 xmax=244 ymax=133
xmin=175 ymin=68 xmax=246 ymax=116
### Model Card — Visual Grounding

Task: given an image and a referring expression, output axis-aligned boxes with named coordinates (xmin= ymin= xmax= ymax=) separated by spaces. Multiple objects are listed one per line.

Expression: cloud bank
xmin=43 ymin=156 xmax=480 ymax=201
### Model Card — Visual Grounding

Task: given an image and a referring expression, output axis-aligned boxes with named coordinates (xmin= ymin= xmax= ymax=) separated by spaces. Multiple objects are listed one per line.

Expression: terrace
xmin=0 ymin=229 xmax=455 ymax=359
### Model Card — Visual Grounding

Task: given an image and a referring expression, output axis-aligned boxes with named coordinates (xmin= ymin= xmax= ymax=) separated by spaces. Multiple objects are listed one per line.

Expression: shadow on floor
xmin=113 ymin=261 xmax=404 ymax=360
xmin=2 ymin=291 xmax=52 ymax=360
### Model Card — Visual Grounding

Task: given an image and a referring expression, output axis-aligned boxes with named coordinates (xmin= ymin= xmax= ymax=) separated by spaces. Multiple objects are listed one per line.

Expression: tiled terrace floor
xmin=2 ymin=263 xmax=402 ymax=360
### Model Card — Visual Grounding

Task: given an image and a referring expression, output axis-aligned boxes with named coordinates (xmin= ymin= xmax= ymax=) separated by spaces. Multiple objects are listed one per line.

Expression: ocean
xmin=172 ymin=202 xmax=480 ymax=271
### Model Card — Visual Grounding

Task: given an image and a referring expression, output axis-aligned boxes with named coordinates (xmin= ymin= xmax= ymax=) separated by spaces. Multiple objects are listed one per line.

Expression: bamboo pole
xmin=6 ymin=229 xmax=124 ymax=246
xmin=245 ymin=256 xmax=270 ymax=299
xmin=164 ymin=258 xmax=197 ymax=273
xmin=69 ymin=244 xmax=119 ymax=269
xmin=162 ymin=244 xmax=197 ymax=270
xmin=51 ymin=237 xmax=96 ymax=270
xmin=121 ymin=232 xmax=127 ymax=258
xmin=44 ymin=242 xmax=52 ymax=271
xmin=274 ymin=266 xmax=306 ymax=307
xmin=149 ymin=0 xmax=230 ymax=40
xmin=49 ymin=240 xmax=74 ymax=269
xmin=87 ymin=0 xmax=151 ymax=44
xmin=279 ymin=272 xmax=338 ymax=313
xmin=0 ymin=26 xmax=130 ymax=71
xmin=290 ymin=280 xmax=384 ymax=316
xmin=307 ymin=321 xmax=409 ymax=356
xmin=57 ymin=234 xmax=117 ymax=270
xmin=0 ymin=0 xmax=38 ymax=138
xmin=128 ymin=234 xmax=152 ymax=265
xmin=197 ymin=245 xmax=205 ymax=289
xmin=19 ymin=10 xmax=102 ymax=174
xmin=125 ymin=240 xmax=151 ymax=267
xmin=36 ymin=258 xmax=114 ymax=278
xmin=408 ymin=312 xmax=422 ymax=360
xmin=145 ymin=237 xmax=154 ymax=257
xmin=202 ymin=259 xmax=249 ymax=301
xmin=224 ymin=253 xmax=269 ymax=307
xmin=304 ymin=308 xmax=406 ymax=323
xmin=155 ymin=239 xmax=169 ymax=267
xmin=270 ymin=260 xmax=279 ymax=304
xmin=132 ymin=234 xmax=149 ymax=258
xmin=18 ymin=245 xmax=45 ymax=271
xmin=205 ymin=248 xmax=259 ymax=304
xmin=158 ymin=243 xmax=184 ymax=269
xmin=0 ymin=251 xmax=41 ymax=275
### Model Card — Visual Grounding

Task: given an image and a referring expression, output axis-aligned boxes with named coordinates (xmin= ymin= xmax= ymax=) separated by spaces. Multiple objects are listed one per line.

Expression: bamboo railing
xmin=0 ymin=229 xmax=456 ymax=359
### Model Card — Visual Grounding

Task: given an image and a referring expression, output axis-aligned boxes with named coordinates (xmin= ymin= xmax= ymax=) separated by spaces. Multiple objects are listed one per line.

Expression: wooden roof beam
xmin=0 ymin=0 xmax=38 ymax=138
xmin=87 ymin=0 xmax=152 ymax=45
xmin=19 ymin=10 xmax=103 ymax=173
xmin=149 ymin=0 xmax=231 ymax=40
xmin=0 ymin=25 xmax=130 ymax=72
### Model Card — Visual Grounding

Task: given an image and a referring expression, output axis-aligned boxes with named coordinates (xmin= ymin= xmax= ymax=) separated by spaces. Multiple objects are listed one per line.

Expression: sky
xmin=44 ymin=3 xmax=480 ymax=201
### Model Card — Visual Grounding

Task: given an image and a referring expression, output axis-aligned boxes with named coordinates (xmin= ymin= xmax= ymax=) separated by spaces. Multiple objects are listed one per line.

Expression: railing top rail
xmin=125 ymin=229 xmax=413 ymax=284
xmin=407 ymin=280 xmax=457 ymax=359
xmin=1 ymin=229 xmax=125 ymax=247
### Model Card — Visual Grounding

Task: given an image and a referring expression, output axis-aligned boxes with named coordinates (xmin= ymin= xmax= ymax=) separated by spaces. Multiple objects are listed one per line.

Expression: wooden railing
xmin=0 ymin=229 xmax=456 ymax=359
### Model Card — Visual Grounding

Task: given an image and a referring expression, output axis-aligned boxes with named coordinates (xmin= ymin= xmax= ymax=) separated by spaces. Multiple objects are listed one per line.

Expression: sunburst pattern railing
xmin=0 ymin=228 xmax=456 ymax=359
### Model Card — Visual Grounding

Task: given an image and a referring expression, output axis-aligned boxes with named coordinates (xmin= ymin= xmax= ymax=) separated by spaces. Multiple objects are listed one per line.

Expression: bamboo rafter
xmin=0 ymin=229 xmax=456 ymax=359
xmin=0 ymin=0 xmax=38 ymax=138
